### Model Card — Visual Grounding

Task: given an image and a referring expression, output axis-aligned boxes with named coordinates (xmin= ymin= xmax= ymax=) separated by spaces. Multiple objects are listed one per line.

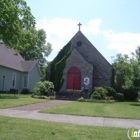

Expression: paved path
xmin=0 ymin=100 xmax=140 ymax=129
xmin=10 ymin=100 xmax=72 ymax=111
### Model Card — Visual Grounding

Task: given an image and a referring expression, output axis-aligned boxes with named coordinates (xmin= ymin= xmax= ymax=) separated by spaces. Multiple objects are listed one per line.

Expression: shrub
xmin=105 ymin=96 xmax=114 ymax=100
xmin=103 ymin=86 xmax=116 ymax=98
xmin=33 ymin=81 xmax=54 ymax=96
xmin=123 ymin=88 xmax=139 ymax=101
xmin=43 ymin=81 xmax=54 ymax=93
xmin=90 ymin=91 xmax=102 ymax=100
xmin=138 ymin=92 xmax=140 ymax=99
xmin=47 ymin=96 xmax=56 ymax=100
xmin=21 ymin=88 xmax=30 ymax=94
xmin=78 ymin=98 xmax=115 ymax=103
xmin=116 ymin=93 xmax=124 ymax=102
xmin=78 ymin=97 xmax=85 ymax=102
xmin=94 ymin=87 xmax=108 ymax=99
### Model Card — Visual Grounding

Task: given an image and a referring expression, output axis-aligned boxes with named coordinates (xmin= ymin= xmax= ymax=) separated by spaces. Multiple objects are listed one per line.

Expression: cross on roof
xmin=77 ymin=22 xmax=82 ymax=31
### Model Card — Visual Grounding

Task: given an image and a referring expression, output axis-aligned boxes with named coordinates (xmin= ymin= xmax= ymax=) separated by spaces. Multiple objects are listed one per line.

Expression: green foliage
xmin=0 ymin=94 xmax=47 ymax=109
xmin=78 ymin=97 xmax=85 ymax=102
xmin=138 ymin=92 xmax=140 ymax=99
xmin=21 ymin=88 xmax=30 ymax=94
xmin=0 ymin=116 xmax=128 ymax=140
xmin=116 ymin=93 xmax=124 ymax=102
xmin=112 ymin=48 xmax=140 ymax=101
xmin=48 ymin=42 xmax=71 ymax=91
xmin=40 ymin=63 xmax=49 ymax=81
xmin=47 ymin=96 xmax=56 ymax=100
xmin=104 ymin=86 xmax=116 ymax=97
xmin=20 ymin=29 xmax=52 ymax=68
xmin=90 ymin=91 xmax=102 ymax=100
xmin=105 ymin=96 xmax=114 ymax=100
xmin=78 ymin=97 xmax=115 ymax=103
xmin=112 ymin=54 xmax=131 ymax=92
xmin=31 ymin=95 xmax=56 ymax=100
xmin=33 ymin=81 xmax=54 ymax=96
xmin=94 ymin=87 xmax=108 ymax=99
xmin=55 ymin=51 xmax=71 ymax=91
xmin=43 ymin=81 xmax=54 ymax=91
xmin=0 ymin=0 xmax=38 ymax=51
xmin=123 ymin=88 xmax=139 ymax=101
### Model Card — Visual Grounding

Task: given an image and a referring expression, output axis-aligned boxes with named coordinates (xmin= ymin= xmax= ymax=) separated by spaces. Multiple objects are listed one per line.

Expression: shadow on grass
xmin=0 ymin=95 xmax=19 ymax=99
xmin=130 ymin=103 xmax=140 ymax=107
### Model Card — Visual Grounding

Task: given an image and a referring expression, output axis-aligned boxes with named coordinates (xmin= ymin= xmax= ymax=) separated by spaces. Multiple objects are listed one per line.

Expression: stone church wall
xmin=60 ymin=48 xmax=93 ymax=93
xmin=70 ymin=31 xmax=113 ymax=87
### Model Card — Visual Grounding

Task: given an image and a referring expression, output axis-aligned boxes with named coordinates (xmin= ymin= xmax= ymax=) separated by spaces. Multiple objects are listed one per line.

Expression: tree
xmin=0 ymin=0 xmax=38 ymax=51
xmin=20 ymin=29 xmax=52 ymax=68
xmin=112 ymin=47 xmax=140 ymax=100
xmin=112 ymin=54 xmax=131 ymax=92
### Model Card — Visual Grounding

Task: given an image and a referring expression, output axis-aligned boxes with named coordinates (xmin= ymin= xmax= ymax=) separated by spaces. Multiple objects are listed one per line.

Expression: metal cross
xmin=77 ymin=22 xmax=82 ymax=31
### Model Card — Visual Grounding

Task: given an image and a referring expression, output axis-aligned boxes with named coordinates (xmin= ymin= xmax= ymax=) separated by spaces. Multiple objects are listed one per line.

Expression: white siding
xmin=0 ymin=66 xmax=22 ymax=92
xmin=28 ymin=64 xmax=40 ymax=92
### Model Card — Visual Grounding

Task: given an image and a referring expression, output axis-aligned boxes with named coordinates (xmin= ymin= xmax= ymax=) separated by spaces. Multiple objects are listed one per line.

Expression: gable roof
xmin=0 ymin=44 xmax=38 ymax=72
xmin=65 ymin=31 xmax=112 ymax=82
xmin=21 ymin=61 xmax=37 ymax=72
xmin=70 ymin=31 xmax=111 ymax=66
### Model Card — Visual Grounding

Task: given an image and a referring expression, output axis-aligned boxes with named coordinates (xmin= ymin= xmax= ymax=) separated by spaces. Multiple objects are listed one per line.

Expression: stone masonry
xmin=70 ymin=31 xmax=113 ymax=87
xmin=46 ymin=30 xmax=113 ymax=96
xmin=60 ymin=48 xmax=93 ymax=93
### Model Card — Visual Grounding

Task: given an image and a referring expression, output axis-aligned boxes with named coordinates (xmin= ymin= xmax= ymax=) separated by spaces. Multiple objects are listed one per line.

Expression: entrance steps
xmin=56 ymin=92 xmax=81 ymax=101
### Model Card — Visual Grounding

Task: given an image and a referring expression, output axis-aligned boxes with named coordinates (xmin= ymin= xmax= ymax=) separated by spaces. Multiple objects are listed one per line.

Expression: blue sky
xmin=26 ymin=0 xmax=140 ymax=63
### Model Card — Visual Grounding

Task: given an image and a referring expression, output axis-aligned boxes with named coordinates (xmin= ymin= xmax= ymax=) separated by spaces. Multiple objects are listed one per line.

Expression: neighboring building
xmin=46 ymin=23 xmax=113 ymax=97
xmin=0 ymin=44 xmax=41 ymax=92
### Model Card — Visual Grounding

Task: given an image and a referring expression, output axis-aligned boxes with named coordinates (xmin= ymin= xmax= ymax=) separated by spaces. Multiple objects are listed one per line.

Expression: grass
xmin=40 ymin=101 xmax=140 ymax=119
xmin=0 ymin=94 xmax=48 ymax=109
xmin=0 ymin=116 xmax=130 ymax=140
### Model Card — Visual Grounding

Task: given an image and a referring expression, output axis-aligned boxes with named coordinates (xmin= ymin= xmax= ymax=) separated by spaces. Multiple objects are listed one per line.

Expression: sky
xmin=26 ymin=0 xmax=140 ymax=63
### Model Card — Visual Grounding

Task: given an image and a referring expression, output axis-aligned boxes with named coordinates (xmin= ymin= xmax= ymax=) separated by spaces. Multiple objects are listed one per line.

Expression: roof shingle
xmin=0 ymin=44 xmax=37 ymax=72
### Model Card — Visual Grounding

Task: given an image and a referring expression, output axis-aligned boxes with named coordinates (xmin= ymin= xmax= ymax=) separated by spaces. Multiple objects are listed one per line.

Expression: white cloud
xmin=36 ymin=17 xmax=140 ymax=61
xmin=36 ymin=17 xmax=102 ymax=61
xmin=103 ymin=30 xmax=140 ymax=54
xmin=87 ymin=19 xmax=102 ymax=35
xmin=36 ymin=17 xmax=78 ymax=51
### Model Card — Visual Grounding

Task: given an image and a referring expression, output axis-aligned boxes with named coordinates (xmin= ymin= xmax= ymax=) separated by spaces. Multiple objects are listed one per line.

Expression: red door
xmin=67 ymin=67 xmax=81 ymax=91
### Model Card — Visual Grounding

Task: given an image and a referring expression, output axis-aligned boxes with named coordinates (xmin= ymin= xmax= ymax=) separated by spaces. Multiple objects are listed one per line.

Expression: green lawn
xmin=0 ymin=116 xmax=129 ymax=140
xmin=40 ymin=101 xmax=140 ymax=119
xmin=0 ymin=94 xmax=48 ymax=109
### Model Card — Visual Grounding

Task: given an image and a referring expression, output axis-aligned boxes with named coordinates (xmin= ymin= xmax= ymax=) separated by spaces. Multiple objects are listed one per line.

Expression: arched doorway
xmin=67 ymin=67 xmax=81 ymax=91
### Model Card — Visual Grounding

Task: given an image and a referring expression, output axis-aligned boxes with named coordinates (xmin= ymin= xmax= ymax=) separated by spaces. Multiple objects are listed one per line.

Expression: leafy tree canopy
xmin=112 ymin=46 xmax=140 ymax=92
xmin=20 ymin=29 xmax=52 ymax=68
xmin=0 ymin=0 xmax=38 ymax=51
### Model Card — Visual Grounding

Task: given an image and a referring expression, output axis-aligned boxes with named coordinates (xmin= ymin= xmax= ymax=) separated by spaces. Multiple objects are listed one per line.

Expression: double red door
xmin=67 ymin=67 xmax=81 ymax=90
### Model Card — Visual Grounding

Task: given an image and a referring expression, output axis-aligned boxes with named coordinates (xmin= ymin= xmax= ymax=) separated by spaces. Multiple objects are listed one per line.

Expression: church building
xmin=46 ymin=23 xmax=113 ymax=96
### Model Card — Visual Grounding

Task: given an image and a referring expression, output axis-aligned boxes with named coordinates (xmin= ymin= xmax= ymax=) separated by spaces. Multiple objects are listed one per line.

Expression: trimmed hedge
xmin=78 ymin=97 xmax=115 ymax=103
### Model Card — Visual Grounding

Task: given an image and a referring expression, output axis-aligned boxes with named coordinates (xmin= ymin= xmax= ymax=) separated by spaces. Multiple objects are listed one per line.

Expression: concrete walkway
xmin=10 ymin=100 xmax=73 ymax=111
xmin=0 ymin=100 xmax=140 ymax=129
